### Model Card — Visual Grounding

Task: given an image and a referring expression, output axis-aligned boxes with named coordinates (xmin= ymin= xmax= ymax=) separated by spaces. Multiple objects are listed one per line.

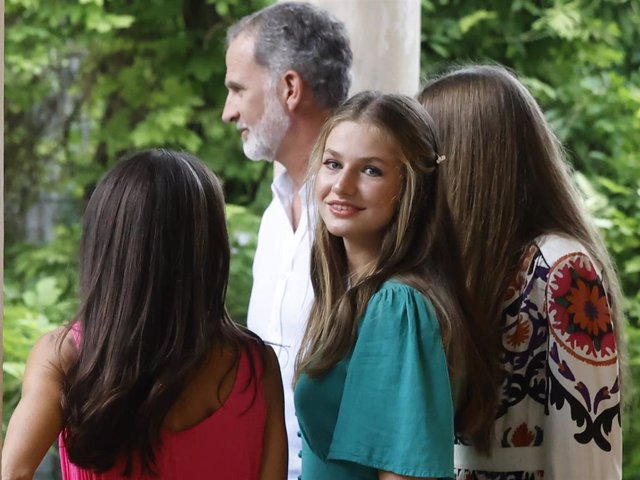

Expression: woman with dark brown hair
xmin=2 ymin=149 xmax=287 ymax=480
xmin=419 ymin=65 xmax=623 ymax=479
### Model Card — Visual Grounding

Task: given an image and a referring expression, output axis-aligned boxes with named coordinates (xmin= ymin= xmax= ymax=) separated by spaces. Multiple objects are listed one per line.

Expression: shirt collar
xmin=272 ymin=170 xmax=309 ymax=208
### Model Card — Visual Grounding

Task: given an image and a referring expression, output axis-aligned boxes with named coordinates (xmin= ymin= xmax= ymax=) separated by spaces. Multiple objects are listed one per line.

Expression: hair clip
xmin=436 ymin=154 xmax=446 ymax=165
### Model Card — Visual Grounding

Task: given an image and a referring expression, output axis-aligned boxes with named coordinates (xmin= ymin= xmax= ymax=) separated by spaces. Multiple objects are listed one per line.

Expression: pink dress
xmin=59 ymin=334 xmax=266 ymax=480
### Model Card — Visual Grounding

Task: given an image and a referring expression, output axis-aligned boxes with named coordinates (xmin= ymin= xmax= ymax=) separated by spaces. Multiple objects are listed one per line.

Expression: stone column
xmin=1 ymin=0 xmax=5 ymax=448
xmin=276 ymin=0 xmax=421 ymax=179
xmin=288 ymin=0 xmax=421 ymax=96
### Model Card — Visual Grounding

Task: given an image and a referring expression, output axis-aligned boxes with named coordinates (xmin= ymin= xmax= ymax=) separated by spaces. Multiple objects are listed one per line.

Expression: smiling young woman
xmin=315 ymin=120 xmax=403 ymax=277
xmin=293 ymin=91 xmax=498 ymax=480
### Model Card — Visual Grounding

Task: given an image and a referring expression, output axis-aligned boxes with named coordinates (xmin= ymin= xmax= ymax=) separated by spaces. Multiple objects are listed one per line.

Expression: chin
xmin=243 ymin=140 xmax=277 ymax=163
xmin=243 ymin=146 xmax=274 ymax=163
xmin=325 ymin=225 xmax=350 ymax=239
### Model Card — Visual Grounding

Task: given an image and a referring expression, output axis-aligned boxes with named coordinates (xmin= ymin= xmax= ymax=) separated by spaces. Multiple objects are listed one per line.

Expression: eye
xmin=322 ymin=159 xmax=341 ymax=170
xmin=363 ymin=166 xmax=382 ymax=177
xmin=225 ymin=83 xmax=244 ymax=94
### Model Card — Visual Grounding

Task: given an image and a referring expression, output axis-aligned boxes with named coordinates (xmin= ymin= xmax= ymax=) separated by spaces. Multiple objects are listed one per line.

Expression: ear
xmin=281 ymin=70 xmax=304 ymax=113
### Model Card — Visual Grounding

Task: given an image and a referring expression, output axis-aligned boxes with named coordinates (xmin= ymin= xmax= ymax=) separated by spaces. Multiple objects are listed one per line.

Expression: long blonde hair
xmin=418 ymin=64 xmax=626 ymax=447
xmin=295 ymin=91 xmax=500 ymax=449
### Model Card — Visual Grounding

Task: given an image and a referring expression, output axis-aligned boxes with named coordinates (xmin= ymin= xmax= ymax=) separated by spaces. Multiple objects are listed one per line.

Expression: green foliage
xmin=3 ymin=226 xmax=80 ymax=429
xmin=4 ymin=0 xmax=271 ymax=436
xmin=5 ymin=0 xmax=271 ymax=244
xmin=226 ymin=204 xmax=261 ymax=325
xmin=3 ymin=0 xmax=639 ymax=475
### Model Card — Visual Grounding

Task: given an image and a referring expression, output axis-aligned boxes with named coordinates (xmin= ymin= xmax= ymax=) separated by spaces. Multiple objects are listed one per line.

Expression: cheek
xmin=245 ymin=102 xmax=261 ymax=122
xmin=243 ymin=92 xmax=264 ymax=120
xmin=314 ymin=173 xmax=332 ymax=202
xmin=378 ymin=183 xmax=402 ymax=220
xmin=379 ymin=180 xmax=401 ymax=206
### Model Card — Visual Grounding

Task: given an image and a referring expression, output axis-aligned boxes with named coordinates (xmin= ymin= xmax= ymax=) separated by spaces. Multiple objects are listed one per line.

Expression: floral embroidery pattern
xmin=567 ymin=280 xmax=609 ymax=336
xmin=455 ymin=237 xmax=620 ymax=480
xmin=505 ymin=317 xmax=532 ymax=349
xmin=502 ymin=422 xmax=543 ymax=447
xmin=547 ymin=254 xmax=616 ymax=366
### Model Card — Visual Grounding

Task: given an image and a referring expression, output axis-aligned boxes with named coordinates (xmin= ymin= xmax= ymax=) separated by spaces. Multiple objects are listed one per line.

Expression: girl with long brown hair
xmin=419 ymin=65 xmax=623 ymax=479
xmin=2 ymin=149 xmax=287 ymax=479
xmin=293 ymin=92 xmax=498 ymax=479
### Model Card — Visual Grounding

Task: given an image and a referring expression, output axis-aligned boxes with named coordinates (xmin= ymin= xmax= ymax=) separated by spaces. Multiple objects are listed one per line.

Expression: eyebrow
xmin=225 ymin=80 xmax=245 ymax=91
xmin=323 ymin=149 xmax=388 ymax=164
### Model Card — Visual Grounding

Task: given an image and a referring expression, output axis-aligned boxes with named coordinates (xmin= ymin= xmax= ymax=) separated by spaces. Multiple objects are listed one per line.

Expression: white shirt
xmin=247 ymin=171 xmax=314 ymax=480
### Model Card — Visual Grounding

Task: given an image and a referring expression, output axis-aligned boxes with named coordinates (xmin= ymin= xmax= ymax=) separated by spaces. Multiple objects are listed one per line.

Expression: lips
xmin=236 ymin=124 xmax=249 ymax=139
xmin=327 ymin=200 xmax=362 ymax=217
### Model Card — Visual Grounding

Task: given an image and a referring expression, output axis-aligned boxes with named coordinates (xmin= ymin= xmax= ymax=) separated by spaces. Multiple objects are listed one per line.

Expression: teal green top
xmin=294 ymin=281 xmax=454 ymax=480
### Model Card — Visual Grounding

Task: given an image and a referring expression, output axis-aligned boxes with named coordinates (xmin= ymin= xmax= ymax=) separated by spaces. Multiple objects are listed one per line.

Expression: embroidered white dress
xmin=455 ymin=234 xmax=622 ymax=479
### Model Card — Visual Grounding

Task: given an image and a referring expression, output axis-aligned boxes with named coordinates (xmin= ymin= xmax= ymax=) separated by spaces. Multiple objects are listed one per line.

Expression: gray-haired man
xmin=222 ymin=2 xmax=352 ymax=478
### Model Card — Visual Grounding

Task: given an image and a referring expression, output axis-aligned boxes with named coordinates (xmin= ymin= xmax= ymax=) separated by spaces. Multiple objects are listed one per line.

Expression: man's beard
xmin=240 ymin=87 xmax=290 ymax=162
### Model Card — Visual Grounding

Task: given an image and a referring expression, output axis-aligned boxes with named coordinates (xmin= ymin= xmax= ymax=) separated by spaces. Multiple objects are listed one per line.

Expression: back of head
xmin=228 ymin=1 xmax=352 ymax=108
xmin=419 ymin=65 xmax=572 ymax=245
xmin=79 ymin=149 xmax=231 ymax=352
xmin=418 ymin=65 xmax=601 ymax=315
xmin=419 ymin=65 xmax=625 ymax=445
xmin=62 ymin=149 xmax=243 ymax=474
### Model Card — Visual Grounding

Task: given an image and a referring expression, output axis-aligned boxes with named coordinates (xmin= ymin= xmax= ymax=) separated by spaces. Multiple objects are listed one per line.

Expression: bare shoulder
xmin=261 ymin=345 xmax=284 ymax=400
xmin=25 ymin=326 xmax=78 ymax=381
xmin=257 ymin=344 xmax=287 ymax=480
xmin=2 ymin=328 xmax=74 ymax=480
xmin=262 ymin=345 xmax=281 ymax=379
xmin=263 ymin=344 xmax=280 ymax=372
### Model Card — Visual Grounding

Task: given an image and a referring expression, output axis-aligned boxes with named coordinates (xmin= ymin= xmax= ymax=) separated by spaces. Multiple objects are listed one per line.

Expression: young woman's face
xmin=315 ymin=120 xmax=403 ymax=254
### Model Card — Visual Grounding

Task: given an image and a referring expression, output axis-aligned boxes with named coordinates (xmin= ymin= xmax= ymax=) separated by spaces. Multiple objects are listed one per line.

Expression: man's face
xmin=222 ymin=33 xmax=290 ymax=162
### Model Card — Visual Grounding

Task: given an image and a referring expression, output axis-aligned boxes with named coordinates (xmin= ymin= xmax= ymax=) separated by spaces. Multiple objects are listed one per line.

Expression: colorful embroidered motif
xmin=455 ymin=235 xmax=621 ymax=480
xmin=547 ymin=253 xmax=617 ymax=365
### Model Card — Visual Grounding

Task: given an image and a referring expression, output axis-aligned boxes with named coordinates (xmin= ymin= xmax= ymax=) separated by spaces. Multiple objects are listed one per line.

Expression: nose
xmin=221 ymin=95 xmax=239 ymax=123
xmin=332 ymin=169 xmax=357 ymax=196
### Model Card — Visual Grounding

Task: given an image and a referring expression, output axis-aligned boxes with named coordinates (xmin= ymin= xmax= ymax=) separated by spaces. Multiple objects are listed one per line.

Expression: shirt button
xmin=297 ymin=431 xmax=302 ymax=438
xmin=297 ymin=450 xmax=302 ymax=458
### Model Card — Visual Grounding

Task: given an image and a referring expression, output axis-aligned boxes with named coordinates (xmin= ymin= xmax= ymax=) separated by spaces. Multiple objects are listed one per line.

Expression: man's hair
xmin=227 ymin=2 xmax=352 ymax=108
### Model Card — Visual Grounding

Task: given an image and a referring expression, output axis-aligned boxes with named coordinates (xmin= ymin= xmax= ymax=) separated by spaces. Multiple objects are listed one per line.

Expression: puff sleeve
xmin=544 ymin=251 xmax=622 ymax=478
xmin=328 ymin=282 xmax=454 ymax=478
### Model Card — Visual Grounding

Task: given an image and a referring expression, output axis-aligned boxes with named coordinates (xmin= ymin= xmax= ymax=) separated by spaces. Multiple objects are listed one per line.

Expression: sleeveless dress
xmin=59 ymin=328 xmax=267 ymax=480
xmin=294 ymin=281 xmax=454 ymax=480
xmin=454 ymin=234 xmax=622 ymax=479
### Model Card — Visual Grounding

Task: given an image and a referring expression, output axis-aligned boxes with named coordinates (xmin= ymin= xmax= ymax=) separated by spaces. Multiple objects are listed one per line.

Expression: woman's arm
xmin=542 ymin=251 xmax=622 ymax=478
xmin=259 ymin=345 xmax=288 ymax=480
xmin=327 ymin=283 xmax=454 ymax=478
xmin=2 ymin=327 xmax=73 ymax=480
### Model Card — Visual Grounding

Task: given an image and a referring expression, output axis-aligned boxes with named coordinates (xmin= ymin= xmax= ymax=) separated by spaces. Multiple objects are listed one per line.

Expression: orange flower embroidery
xmin=567 ymin=279 xmax=610 ymax=336
xmin=511 ymin=422 xmax=535 ymax=446
xmin=506 ymin=318 xmax=531 ymax=348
